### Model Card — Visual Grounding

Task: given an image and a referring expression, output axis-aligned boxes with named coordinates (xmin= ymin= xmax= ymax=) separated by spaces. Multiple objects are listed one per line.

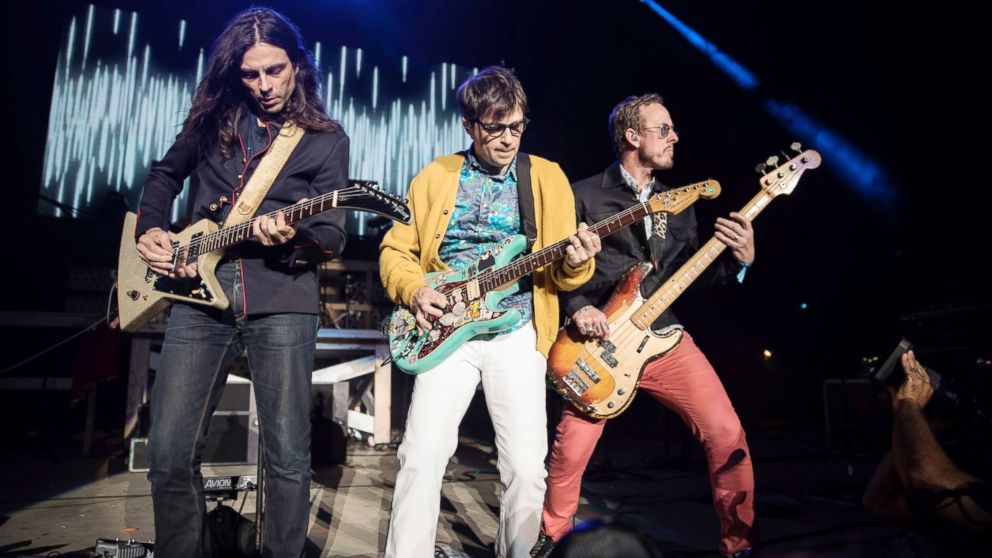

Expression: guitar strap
xmin=223 ymin=120 xmax=305 ymax=227
xmin=515 ymin=153 xmax=538 ymax=252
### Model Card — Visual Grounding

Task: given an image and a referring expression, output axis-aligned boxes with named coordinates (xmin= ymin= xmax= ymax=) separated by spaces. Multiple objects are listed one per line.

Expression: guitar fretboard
xmin=175 ymin=185 xmax=387 ymax=262
xmin=629 ymin=190 xmax=774 ymax=329
xmin=474 ymin=184 xmax=703 ymax=293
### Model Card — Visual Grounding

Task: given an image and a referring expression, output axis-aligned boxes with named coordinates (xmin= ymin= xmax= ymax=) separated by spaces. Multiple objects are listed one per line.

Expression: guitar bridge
xmin=563 ymin=371 xmax=589 ymax=396
xmin=637 ymin=336 xmax=649 ymax=353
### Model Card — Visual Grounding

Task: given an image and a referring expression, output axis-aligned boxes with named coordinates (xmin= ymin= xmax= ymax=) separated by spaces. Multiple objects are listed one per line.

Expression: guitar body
xmin=385 ymin=235 xmax=531 ymax=374
xmin=547 ymin=147 xmax=822 ymax=419
xmin=383 ymin=178 xmax=722 ymax=375
xmin=117 ymin=213 xmax=229 ymax=332
xmin=548 ymin=262 xmax=682 ymax=419
xmin=115 ymin=180 xmax=411 ymax=333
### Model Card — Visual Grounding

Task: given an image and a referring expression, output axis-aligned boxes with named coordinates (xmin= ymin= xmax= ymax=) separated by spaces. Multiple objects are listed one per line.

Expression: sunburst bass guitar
xmin=548 ymin=146 xmax=821 ymax=418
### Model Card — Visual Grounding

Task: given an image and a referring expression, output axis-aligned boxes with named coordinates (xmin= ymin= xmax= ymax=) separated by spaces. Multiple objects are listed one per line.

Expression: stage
xmin=0 ymin=421 xmax=907 ymax=557
xmin=1 ymin=0 xmax=989 ymax=556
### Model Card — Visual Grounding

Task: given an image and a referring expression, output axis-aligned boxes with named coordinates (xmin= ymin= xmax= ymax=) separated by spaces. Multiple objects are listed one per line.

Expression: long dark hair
xmin=176 ymin=7 xmax=336 ymax=158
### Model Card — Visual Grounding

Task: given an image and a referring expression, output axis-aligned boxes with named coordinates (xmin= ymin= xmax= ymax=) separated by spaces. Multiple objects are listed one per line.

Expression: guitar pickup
xmin=601 ymin=340 xmax=616 ymax=353
xmin=170 ymin=241 xmax=181 ymax=268
xmin=575 ymin=359 xmax=601 ymax=383
xmin=467 ymin=279 xmax=480 ymax=300
xmin=600 ymin=351 xmax=618 ymax=368
xmin=563 ymin=371 xmax=589 ymax=396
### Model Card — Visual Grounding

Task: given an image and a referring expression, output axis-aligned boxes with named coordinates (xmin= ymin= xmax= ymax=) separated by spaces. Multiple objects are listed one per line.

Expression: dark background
xmin=2 ymin=0 xmax=987 ymax=435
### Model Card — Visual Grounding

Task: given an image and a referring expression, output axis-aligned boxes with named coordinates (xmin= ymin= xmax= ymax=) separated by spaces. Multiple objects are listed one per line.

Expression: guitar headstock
xmin=646 ymin=179 xmax=721 ymax=216
xmin=756 ymin=144 xmax=822 ymax=197
xmin=341 ymin=180 xmax=412 ymax=224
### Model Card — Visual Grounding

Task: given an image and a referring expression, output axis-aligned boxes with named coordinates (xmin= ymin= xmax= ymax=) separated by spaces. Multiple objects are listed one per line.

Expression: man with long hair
xmin=134 ymin=8 xmax=348 ymax=556
xmin=380 ymin=66 xmax=600 ymax=557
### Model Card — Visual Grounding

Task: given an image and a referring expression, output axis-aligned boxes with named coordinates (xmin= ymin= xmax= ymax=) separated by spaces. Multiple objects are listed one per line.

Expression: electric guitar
xmin=384 ymin=180 xmax=722 ymax=374
xmin=116 ymin=180 xmax=411 ymax=332
xmin=548 ymin=146 xmax=821 ymax=418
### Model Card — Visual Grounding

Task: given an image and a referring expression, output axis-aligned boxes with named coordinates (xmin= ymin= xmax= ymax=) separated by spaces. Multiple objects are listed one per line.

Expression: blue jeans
xmin=147 ymin=262 xmax=318 ymax=558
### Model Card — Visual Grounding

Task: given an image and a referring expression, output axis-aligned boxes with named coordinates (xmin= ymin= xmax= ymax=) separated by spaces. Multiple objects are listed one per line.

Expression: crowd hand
xmin=891 ymin=350 xmax=934 ymax=410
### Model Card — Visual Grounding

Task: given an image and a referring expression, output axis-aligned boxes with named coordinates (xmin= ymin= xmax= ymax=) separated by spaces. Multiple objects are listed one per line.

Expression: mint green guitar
xmin=384 ymin=179 xmax=721 ymax=374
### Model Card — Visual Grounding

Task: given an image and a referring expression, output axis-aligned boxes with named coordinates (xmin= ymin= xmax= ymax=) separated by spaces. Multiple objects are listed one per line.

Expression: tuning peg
xmin=754 ymin=163 xmax=768 ymax=175
xmin=765 ymin=155 xmax=780 ymax=168
xmin=790 ymin=142 xmax=802 ymax=153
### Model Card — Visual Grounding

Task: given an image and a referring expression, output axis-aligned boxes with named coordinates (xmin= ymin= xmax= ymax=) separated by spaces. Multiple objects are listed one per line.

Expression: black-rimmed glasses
xmin=474 ymin=118 xmax=530 ymax=137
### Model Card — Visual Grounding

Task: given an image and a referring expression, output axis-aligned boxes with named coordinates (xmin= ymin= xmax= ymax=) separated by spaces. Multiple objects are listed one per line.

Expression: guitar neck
xmin=629 ymin=189 xmax=775 ymax=329
xmin=478 ymin=200 xmax=658 ymax=292
xmin=186 ymin=188 xmax=356 ymax=258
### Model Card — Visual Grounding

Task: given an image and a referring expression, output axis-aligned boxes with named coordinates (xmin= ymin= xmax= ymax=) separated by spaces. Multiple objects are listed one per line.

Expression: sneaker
xmin=434 ymin=544 xmax=470 ymax=558
xmin=530 ymin=532 xmax=556 ymax=558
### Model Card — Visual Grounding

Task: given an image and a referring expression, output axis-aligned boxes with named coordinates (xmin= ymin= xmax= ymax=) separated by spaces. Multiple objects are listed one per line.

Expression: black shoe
xmin=723 ymin=548 xmax=756 ymax=558
xmin=530 ymin=532 xmax=556 ymax=558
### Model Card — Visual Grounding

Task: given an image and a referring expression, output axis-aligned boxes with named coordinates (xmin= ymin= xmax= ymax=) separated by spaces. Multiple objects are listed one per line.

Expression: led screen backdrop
xmin=40 ymin=4 xmax=477 ymax=235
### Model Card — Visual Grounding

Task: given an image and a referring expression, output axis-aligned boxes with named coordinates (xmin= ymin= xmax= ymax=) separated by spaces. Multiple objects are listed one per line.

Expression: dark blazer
xmin=136 ymin=118 xmax=349 ymax=316
xmin=562 ymin=161 xmax=741 ymax=331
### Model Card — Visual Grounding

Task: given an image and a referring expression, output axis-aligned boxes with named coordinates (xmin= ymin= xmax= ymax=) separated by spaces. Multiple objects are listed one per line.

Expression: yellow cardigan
xmin=380 ymin=153 xmax=594 ymax=356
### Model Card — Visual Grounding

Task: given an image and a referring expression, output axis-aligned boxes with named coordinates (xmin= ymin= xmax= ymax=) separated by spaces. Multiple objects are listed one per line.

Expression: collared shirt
xmin=619 ymin=164 xmax=681 ymax=334
xmin=620 ymin=164 xmax=746 ymax=284
xmin=619 ymin=165 xmax=667 ymax=242
xmin=438 ymin=148 xmax=533 ymax=333
xmin=563 ymin=161 xmax=746 ymax=335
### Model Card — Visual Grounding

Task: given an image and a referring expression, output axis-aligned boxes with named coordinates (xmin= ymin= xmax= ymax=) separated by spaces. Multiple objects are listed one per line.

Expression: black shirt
xmin=136 ymin=115 xmax=349 ymax=315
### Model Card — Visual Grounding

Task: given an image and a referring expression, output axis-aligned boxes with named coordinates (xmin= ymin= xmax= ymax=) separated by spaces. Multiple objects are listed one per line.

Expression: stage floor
xmin=0 ymin=429 xmax=923 ymax=557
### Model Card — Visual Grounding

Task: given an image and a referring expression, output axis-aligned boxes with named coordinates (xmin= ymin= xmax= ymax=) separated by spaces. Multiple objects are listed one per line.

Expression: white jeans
xmin=385 ymin=322 xmax=549 ymax=558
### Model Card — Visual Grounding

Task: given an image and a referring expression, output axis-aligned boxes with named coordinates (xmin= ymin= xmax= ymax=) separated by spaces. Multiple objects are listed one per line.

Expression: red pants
xmin=542 ymin=332 xmax=757 ymax=555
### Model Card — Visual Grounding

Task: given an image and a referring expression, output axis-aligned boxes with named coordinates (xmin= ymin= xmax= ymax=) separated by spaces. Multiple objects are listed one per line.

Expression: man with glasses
xmin=380 ymin=66 xmax=600 ymax=558
xmin=531 ymin=94 xmax=759 ymax=558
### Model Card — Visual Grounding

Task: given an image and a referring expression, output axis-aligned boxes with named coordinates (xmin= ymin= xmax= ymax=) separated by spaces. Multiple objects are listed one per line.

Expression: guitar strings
xmin=571 ymin=189 xmax=777 ymax=391
xmin=170 ymin=186 xmax=399 ymax=261
xmin=474 ymin=183 xmax=702 ymax=292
